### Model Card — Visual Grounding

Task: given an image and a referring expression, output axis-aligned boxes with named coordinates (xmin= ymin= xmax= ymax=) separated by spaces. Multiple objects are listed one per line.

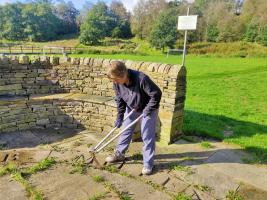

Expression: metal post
xmin=182 ymin=7 xmax=190 ymax=67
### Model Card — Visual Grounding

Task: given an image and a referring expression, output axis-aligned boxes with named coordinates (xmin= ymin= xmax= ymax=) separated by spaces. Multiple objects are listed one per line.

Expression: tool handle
xmin=95 ymin=114 xmax=143 ymax=153
xmin=92 ymin=109 xmax=135 ymax=151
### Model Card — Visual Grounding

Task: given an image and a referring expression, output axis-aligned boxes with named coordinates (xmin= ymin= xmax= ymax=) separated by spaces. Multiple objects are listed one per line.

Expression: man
xmin=106 ymin=61 xmax=162 ymax=175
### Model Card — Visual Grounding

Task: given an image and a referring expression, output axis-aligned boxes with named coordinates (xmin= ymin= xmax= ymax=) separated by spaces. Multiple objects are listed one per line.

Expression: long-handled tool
xmin=87 ymin=110 xmax=143 ymax=168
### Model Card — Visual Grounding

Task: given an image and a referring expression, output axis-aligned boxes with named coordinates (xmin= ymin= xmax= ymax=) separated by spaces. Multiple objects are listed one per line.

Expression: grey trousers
xmin=116 ymin=107 xmax=158 ymax=168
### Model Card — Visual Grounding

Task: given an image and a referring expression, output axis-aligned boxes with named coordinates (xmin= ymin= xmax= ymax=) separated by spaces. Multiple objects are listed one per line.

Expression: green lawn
xmin=70 ymin=54 xmax=267 ymax=163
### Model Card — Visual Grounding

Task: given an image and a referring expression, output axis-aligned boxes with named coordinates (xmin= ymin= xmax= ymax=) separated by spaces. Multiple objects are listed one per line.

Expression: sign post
xmin=178 ymin=9 xmax=198 ymax=66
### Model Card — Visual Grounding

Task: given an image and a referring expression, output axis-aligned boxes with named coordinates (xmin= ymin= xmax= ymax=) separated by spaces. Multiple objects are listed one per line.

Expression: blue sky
xmin=0 ymin=0 xmax=138 ymax=11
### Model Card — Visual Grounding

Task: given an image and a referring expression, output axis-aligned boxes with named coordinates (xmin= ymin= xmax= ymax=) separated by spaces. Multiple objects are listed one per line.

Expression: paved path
xmin=0 ymin=129 xmax=266 ymax=200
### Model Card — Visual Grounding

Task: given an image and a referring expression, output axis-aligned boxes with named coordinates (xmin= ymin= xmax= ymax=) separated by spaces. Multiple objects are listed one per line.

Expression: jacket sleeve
xmin=113 ymin=84 xmax=126 ymax=119
xmin=141 ymin=75 xmax=162 ymax=116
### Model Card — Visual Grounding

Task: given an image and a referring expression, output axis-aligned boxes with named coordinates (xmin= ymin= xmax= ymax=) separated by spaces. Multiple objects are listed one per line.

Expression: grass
xmin=69 ymin=54 xmax=267 ymax=163
xmin=169 ymin=164 xmax=194 ymax=175
xmin=88 ymin=192 xmax=107 ymax=200
xmin=103 ymin=182 xmax=133 ymax=200
xmin=174 ymin=193 xmax=193 ymax=200
xmin=70 ymin=161 xmax=87 ymax=174
xmin=226 ymin=190 xmax=244 ymax=200
xmin=200 ymin=141 xmax=215 ymax=149
xmin=0 ymin=162 xmax=17 ymax=176
xmin=0 ymin=158 xmax=56 ymax=200
xmin=25 ymin=158 xmax=56 ymax=175
xmin=103 ymin=165 xmax=119 ymax=173
xmin=12 ymin=171 xmax=44 ymax=200
xmin=92 ymin=175 xmax=105 ymax=183
xmin=131 ymin=152 xmax=143 ymax=160
xmin=193 ymin=184 xmax=212 ymax=192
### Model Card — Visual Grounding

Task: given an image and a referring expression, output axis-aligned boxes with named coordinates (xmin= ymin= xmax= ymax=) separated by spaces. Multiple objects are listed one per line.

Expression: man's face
xmin=108 ymin=74 xmax=128 ymax=84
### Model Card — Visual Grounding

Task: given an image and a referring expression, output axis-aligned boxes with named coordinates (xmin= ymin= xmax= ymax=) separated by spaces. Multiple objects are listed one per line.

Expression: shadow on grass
xmin=182 ymin=110 xmax=267 ymax=164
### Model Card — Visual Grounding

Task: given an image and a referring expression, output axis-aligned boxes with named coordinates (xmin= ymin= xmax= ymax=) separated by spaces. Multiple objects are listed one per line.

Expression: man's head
xmin=107 ymin=61 xmax=128 ymax=84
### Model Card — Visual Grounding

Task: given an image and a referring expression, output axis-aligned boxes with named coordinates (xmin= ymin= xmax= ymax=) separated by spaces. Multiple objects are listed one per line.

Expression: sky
xmin=0 ymin=0 xmax=139 ymax=12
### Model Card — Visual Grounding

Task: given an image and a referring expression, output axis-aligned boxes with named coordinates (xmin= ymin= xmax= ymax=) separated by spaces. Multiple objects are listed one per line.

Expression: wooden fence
xmin=0 ymin=45 xmax=89 ymax=55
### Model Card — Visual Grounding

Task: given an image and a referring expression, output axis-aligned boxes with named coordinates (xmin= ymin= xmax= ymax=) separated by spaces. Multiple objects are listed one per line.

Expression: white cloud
xmin=121 ymin=0 xmax=138 ymax=12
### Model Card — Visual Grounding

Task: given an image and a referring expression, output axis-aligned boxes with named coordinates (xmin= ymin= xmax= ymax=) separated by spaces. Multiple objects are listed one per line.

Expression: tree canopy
xmin=0 ymin=0 xmax=267 ymax=47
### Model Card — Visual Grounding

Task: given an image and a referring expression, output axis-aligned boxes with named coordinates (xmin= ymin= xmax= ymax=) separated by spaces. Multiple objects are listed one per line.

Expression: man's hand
xmin=114 ymin=117 xmax=123 ymax=128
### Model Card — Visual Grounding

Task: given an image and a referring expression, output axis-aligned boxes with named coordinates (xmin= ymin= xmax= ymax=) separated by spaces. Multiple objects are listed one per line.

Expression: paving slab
xmin=238 ymin=183 xmax=267 ymax=200
xmin=91 ymin=168 xmax=172 ymax=200
xmin=0 ymin=131 xmax=42 ymax=149
xmin=183 ymin=164 xmax=242 ymax=199
xmin=29 ymin=164 xmax=112 ymax=200
xmin=0 ymin=149 xmax=51 ymax=167
xmin=0 ymin=176 xmax=28 ymax=200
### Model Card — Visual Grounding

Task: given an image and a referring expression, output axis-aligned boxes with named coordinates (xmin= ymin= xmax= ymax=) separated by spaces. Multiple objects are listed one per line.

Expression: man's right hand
xmin=114 ymin=117 xmax=123 ymax=128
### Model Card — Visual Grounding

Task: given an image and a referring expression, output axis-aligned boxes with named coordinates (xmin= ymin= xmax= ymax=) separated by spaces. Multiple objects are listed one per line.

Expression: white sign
xmin=178 ymin=15 xmax=198 ymax=30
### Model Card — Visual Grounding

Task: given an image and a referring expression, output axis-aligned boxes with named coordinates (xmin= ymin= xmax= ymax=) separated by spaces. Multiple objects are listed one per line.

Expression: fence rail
xmin=0 ymin=45 xmax=90 ymax=55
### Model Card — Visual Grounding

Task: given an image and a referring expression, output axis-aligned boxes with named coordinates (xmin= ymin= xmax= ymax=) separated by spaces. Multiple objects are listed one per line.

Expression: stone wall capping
xmin=168 ymin=65 xmax=183 ymax=76
xmin=82 ymin=57 xmax=91 ymax=65
xmin=18 ymin=55 xmax=29 ymax=64
xmin=9 ymin=55 xmax=19 ymax=64
xmin=50 ymin=56 xmax=59 ymax=66
xmin=102 ymin=59 xmax=111 ymax=68
xmin=158 ymin=64 xmax=168 ymax=73
xmin=134 ymin=61 xmax=144 ymax=71
xmin=0 ymin=54 xmax=9 ymax=64
xmin=164 ymin=64 xmax=172 ymax=74
xmin=71 ymin=57 xmax=80 ymax=65
xmin=59 ymin=56 xmax=71 ymax=64
xmin=40 ymin=56 xmax=50 ymax=65
xmin=93 ymin=58 xmax=104 ymax=67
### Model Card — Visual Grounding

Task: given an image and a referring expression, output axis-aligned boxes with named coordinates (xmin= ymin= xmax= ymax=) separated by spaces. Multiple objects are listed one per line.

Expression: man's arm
xmin=141 ymin=76 xmax=162 ymax=116
xmin=114 ymin=84 xmax=127 ymax=121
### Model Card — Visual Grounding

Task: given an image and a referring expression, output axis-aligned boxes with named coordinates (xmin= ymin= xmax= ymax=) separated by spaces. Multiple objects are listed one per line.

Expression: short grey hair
xmin=107 ymin=61 xmax=127 ymax=78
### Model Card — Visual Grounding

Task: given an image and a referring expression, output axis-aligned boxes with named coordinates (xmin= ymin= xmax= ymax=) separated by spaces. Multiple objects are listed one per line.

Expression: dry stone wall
xmin=0 ymin=54 xmax=186 ymax=145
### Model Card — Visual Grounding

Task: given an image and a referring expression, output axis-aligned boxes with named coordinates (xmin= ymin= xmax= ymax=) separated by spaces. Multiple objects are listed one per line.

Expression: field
xmin=70 ymin=54 xmax=267 ymax=163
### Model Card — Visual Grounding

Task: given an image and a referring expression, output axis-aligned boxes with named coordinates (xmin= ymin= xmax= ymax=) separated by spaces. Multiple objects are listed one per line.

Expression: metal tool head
xmin=87 ymin=151 xmax=102 ymax=168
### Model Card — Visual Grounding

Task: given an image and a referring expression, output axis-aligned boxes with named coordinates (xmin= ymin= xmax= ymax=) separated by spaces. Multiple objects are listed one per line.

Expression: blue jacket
xmin=113 ymin=69 xmax=162 ymax=119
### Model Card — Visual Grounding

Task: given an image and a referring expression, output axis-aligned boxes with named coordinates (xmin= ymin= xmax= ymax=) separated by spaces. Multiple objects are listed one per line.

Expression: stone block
xmin=18 ymin=123 xmax=30 ymax=130
xmin=59 ymin=56 xmax=70 ymax=64
xmin=0 ymin=84 xmax=22 ymax=91
xmin=19 ymin=55 xmax=29 ymax=64
xmin=0 ymin=122 xmax=16 ymax=130
xmin=36 ymin=118 xmax=50 ymax=125
xmin=2 ymin=126 xmax=18 ymax=133
xmin=50 ymin=57 xmax=59 ymax=66
xmin=0 ymin=54 xmax=9 ymax=64
xmin=71 ymin=58 xmax=80 ymax=65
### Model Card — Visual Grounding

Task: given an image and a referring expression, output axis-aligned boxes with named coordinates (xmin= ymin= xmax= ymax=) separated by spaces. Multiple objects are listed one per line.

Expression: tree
xmin=1 ymin=3 xmax=25 ymax=41
xmin=149 ymin=8 xmax=178 ymax=52
xmin=257 ymin=25 xmax=267 ymax=46
xmin=207 ymin=24 xmax=219 ymax=42
xmin=22 ymin=1 xmax=60 ymax=41
xmin=54 ymin=1 xmax=79 ymax=35
xmin=76 ymin=1 xmax=94 ymax=28
xmin=110 ymin=0 xmax=131 ymax=38
xmin=112 ymin=21 xmax=132 ymax=38
xmin=131 ymin=0 xmax=146 ymax=39
xmin=131 ymin=0 xmax=168 ymax=39
xmin=244 ymin=20 xmax=259 ymax=42
xmin=79 ymin=2 xmax=116 ymax=45
xmin=241 ymin=0 xmax=267 ymax=45
xmin=110 ymin=0 xmax=130 ymax=21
